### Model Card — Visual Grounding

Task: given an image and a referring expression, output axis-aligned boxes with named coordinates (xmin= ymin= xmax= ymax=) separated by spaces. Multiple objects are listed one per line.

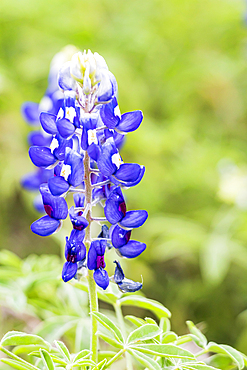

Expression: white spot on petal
xmin=60 ymin=164 xmax=71 ymax=181
xmin=65 ymin=107 xmax=76 ymax=123
xmin=57 ymin=108 xmax=64 ymax=120
xmin=112 ymin=153 xmax=123 ymax=169
xmin=50 ymin=138 xmax=59 ymax=153
xmin=88 ymin=129 xmax=98 ymax=146
xmin=114 ymin=105 xmax=121 ymax=119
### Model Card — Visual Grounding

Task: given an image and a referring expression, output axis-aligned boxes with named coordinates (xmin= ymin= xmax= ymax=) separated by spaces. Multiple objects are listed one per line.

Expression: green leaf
xmin=127 ymin=324 xmax=162 ymax=344
xmin=54 ymin=340 xmax=70 ymax=362
xmin=97 ymin=332 xmax=123 ymax=349
xmin=98 ymin=351 xmax=118 ymax=362
xmin=0 ymin=249 xmax=22 ymax=268
xmin=1 ymin=332 xmax=49 ymax=348
xmin=40 ymin=349 xmax=55 ymax=370
xmin=119 ymin=296 xmax=171 ymax=319
xmin=162 ymin=332 xmax=178 ymax=344
xmin=72 ymin=359 xmax=96 ymax=367
xmin=186 ymin=321 xmax=207 ymax=348
xmin=183 ymin=364 xmax=219 ymax=370
xmin=12 ymin=345 xmax=49 ymax=355
xmin=1 ymin=359 xmax=37 ymax=370
xmin=130 ymin=344 xmax=195 ymax=359
xmin=28 ymin=352 xmax=67 ymax=366
xmin=125 ymin=315 xmax=145 ymax=327
xmin=92 ymin=312 xmax=124 ymax=343
xmin=160 ymin=318 xmax=171 ymax=333
xmin=208 ymin=353 xmax=239 ymax=370
xmin=92 ymin=358 xmax=107 ymax=370
xmin=145 ymin=318 xmax=158 ymax=325
xmin=73 ymin=349 xmax=91 ymax=363
xmin=207 ymin=342 xmax=244 ymax=370
xmin=127 ymin=349 xmax=161 ymax=370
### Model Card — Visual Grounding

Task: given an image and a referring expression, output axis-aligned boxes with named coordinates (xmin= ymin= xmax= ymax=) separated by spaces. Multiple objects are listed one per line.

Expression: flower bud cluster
xmin=22 ymin=47 xmax=148 ymax=292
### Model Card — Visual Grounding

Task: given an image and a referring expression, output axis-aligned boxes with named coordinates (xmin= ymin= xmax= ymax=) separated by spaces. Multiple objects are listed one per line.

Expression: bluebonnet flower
xmin=24 ymin=47 xmax=148 ymax=290
xmin=112 ymin=261 xmax=142 ymax=293
xmin=87 ymin=240 xmax=109 ymax=290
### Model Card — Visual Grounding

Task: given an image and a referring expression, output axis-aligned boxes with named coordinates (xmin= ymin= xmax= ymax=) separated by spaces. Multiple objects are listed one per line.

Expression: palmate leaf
xmin=28 ymin=351 xmax=68 ymax=366
xmin=127 ymin=324 xmax=162 ymax=344
xmin=97 ymin=332 xmax=124 ymax=349
xmin=98 ymin=351 xmax=118 ymax=362
xmin=125 ymin=315 xmax=145 ymax=327
xmin=183 ymin=363 xmax=219 ymax=370
xmin=12 ymin=345 xmax=51 ymax=356
xmin=119 ymin=296 xmax=171 ymax=319
xmin=72 ymin=349 xmax=91 ymax=363
xmin=40 ymin=349 xmax=55 ymax=370
xmin=91 ymin=312 xmax=124 ymax=343
xmin=161 ymin=331 xmax=178 ymax=344
xmin=127 ymin=348 xmax=161 ymax=370
xmin=130 ymin=343 xmax=195 ymax=359
xmin=1 ymin=332 xmax=49 ymax=348
xmin=207 ymin=343 xmax=245 ymax=370
xmin=208 ymin=353 xmax=236 ymax=370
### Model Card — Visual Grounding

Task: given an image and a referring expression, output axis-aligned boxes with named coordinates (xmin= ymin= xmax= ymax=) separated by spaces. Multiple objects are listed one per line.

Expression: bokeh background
xmin=1 ymin=0 xmax=247 ymax=355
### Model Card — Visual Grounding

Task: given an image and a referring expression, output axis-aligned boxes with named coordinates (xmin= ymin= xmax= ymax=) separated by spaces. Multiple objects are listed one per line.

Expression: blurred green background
xmin=1 ymin=0 xmax=247 ymax=354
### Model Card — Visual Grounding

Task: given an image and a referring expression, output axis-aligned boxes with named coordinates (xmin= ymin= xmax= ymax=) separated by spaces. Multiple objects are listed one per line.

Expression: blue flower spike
xmin=23 ymin=47 xmax=147 ymax=289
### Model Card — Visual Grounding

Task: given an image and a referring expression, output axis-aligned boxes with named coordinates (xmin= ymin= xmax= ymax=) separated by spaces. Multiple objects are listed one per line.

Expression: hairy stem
xmin=84 ymin=150 xmax=98 ymax=363
xmin=114 ymin=303 xmax=133 ymax=370
xmin=105 ymin=349 xmax=125 ymax=368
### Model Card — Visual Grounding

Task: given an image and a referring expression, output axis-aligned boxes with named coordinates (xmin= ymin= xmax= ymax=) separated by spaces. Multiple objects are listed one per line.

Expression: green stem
xmin=105 ymin=349 xmax=125 ymax=368
xmin=195 ymin=349 xmax=208 ymax=357
xmin=114 ymin=303 xmax=133 ymax=370
xmin=84 ymin=151 xmax=98 ymax=363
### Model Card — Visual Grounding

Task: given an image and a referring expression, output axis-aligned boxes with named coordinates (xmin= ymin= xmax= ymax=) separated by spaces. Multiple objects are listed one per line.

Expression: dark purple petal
xmin=87 ymin=240 xmax=107 ymax=270
xmin=31 ymin=215 xmax=60 ymax=236
xmin=57 ymin=118 xmax=75 ymax=138
xmin=111 ymin=225 xmax=131 ymax=248
xmin=28 ymin=131 xmax=52 ymax=147
xmin=119 ymin=210 xmax=148 ymax=229
xmin=113 ymin=260 xmax=125 ymax=284
xmin=69 ymin=206 xmax=89 ymax=231
xmin=29 ymin=146 xmax=56 ymax=168
xmin=22 ymin=102 xmax=39 ymax=125
xmin=117 ymin=240 xmax=146 ymax=258
xmin=94 ymin=268 xmax=109 ymax=290
xmin=104 ymin=187 xmax=126 ymax=224
xmin=48 ymin=176 xmax=70 ymax=196
xmin=62 ymin=261 xmax=78 ymax=282
xmin=40 ymin=112 xmax=58 ymax=135
xmin=65 ymin=232 xmax=86 ymax=263
xmin=116 ymin=111 xmax=143 ymax=133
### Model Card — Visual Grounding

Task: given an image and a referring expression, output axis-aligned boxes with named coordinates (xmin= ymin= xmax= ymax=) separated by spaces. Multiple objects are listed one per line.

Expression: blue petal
xmin=111 ymin=225 xmax=131 ymax=248
xmin=98 ymin=224 xmax=109 ymax=239
xmin=104 ymin=187 xmax=126 ymax=224
xmin=97 ymin=70 xmax=114 ymax=103
xmin=28 ymin=131 xmax=52 ymax=147
xmin=33 ymin=194 xmax=45 ymax=213
xmin=100 ymin=97 xmax=120 ymax=129
xmin=73 ymin=193 xmax=85 ymax=207
xmin=40 ymin=112 xmax=58 ymax=135
xmin=97 ymin=139 xmax=118 ymax=176
xmin=94 ymin=268 xmax=109 ymax=290
xmin=31 ymin=215 xmax=60 ymax=236
xmin=87 ymin=242 xmax=98 ymax=270
xmin=117 ymin=240 xmax=146 ymax=258
xmin=21 ymin=168 xmax=53 ymax=191
xmin=57 ymin=118 xmax=75 ymax=138
xmin=22 ymin=102 xmax=39 ymax=125
xmin=53 ymin=136 xmax=73 ymax=161
xmin=118 ymin=279 xmax=142 ymax=293
xmin=116 ymin=111 xmax=143 ymax=133
xmin=112 ymin=164 xmax=145 ymax=187
xmin=65 ymin=149 xmax=84 ymax=187
xmin=119 ymin=210 xmax=148 ymax=229
xmin=69 ymin=206 xmax=89 ymax=231
xmin=65 ymin=231 xmax=86 ymax=262
xmin=58 ymin=62 xmax=76 ymax=91
xmin=29 ymin=146 xmax=56 ymax=168
xmin=48 ymin=176 xmax=70 ymax=196
xmin=114 ymin=163 xmax=143 ymax=183
xmin=62 ymin=261 xmax=78 ymax=282
xmin=113 ymin=260 xmax=125 ymax=283
xmin=40 ymin=184 xmax=68 ymax=220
